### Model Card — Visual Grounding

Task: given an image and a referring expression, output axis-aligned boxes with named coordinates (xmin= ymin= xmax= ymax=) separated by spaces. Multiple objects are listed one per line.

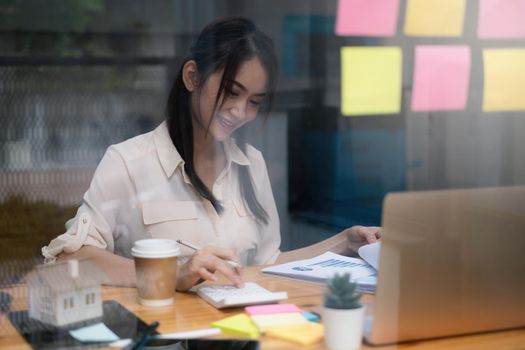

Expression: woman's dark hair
xmin=165 ymin=16 xmax=278 ymax=225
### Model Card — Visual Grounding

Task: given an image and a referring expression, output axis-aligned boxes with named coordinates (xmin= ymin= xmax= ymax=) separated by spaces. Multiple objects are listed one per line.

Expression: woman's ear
xmin=182 ymin=60 xmax=199 ymax=92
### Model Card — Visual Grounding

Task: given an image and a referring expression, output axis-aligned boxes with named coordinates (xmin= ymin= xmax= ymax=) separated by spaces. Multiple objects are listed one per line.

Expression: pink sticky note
xmin=245 ymin=303 xmax=301 ymax=316
xmin=411 ymin=46 xmax=471 ymax=112
xmin=478 ymin=0 xmax=525 ymax=39
xmin=335 ymin=0 xmax=400 ymax=37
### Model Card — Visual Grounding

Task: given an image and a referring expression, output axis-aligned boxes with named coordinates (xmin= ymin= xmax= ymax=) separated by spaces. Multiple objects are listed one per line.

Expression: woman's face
xmin=193 ymin=57 xmax=269 ymax=142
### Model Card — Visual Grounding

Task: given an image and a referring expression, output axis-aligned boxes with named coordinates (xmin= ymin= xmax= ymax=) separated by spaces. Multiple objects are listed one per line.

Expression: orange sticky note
xmin=483 ymin=49 xmax=525 ymax=111
xmin=250 ymin=312 xmax=307 ymax=333
xmin=404 ymin=0 xmax=466 ymax=37
xmin=266 ymin=322 xmax=325 ymax=346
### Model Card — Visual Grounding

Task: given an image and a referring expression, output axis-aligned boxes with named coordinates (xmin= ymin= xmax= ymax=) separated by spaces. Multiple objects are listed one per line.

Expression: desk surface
xmin=1 ymin=266 xmax=525 ymax=350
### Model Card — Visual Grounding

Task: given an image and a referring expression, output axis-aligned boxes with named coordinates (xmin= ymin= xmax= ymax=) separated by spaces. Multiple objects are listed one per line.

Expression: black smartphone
xmin=143 ymin=338 xmax=260 ymax=350
xmin=8 ymin=300 xmax=157 ymax=350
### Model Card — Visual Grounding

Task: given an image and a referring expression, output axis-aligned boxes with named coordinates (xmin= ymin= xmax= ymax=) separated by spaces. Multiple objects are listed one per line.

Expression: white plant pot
xmin=323 ymin=305 xmax=365 ymax=350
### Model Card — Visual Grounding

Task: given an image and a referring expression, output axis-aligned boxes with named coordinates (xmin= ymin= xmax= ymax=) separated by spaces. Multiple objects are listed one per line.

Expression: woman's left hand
xmin=342 ymin=225 xmax=382 ymax=252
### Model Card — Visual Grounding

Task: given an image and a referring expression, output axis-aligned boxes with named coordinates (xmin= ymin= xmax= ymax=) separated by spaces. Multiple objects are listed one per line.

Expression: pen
xmin=111 ymin=328 xmax=222 ymax=348
xmin=176 ymin=240 xmax=241 ymax=269
xmin=155 ymin=327 xmax=221 ymax=339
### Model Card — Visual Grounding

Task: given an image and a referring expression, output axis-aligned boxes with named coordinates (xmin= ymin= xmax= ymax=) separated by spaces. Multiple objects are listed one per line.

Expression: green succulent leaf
xmin=323 ymin=272 xmax=362 ymax=310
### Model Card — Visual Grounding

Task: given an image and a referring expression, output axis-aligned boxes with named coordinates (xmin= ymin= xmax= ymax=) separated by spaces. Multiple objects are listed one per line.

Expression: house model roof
xmin=26 ymin=258 xmax=105 ymax=293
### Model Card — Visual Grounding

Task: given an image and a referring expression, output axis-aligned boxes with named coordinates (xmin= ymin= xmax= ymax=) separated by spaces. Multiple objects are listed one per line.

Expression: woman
xmin=42 ymin=17 xmax=380 ymax=291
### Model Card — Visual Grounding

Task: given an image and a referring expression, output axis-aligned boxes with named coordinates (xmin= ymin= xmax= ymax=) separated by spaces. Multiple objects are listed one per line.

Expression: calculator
xmin=193 ymin=282 xmax=288 ymax=309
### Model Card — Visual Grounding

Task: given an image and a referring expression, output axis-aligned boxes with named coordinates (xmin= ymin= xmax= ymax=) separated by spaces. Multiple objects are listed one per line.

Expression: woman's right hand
xmin=176 ymin=246 xmax=244 ymax=292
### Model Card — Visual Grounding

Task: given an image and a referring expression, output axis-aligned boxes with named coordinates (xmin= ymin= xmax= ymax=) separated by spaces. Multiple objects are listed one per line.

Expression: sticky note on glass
xmin=404 ymin=0 xmax=466 ymax=37
xmin=341 ymin=47 xmax=402 ymax=116
xmin=335 ymin=0 xmax=400 ymax=36
xmin=483 ymin=49 xmax=525 ymax=111
xmin=411 ymin=45 xmax=471 ymax=112
xmin=478 ymin=0 xmax=525 ymax=39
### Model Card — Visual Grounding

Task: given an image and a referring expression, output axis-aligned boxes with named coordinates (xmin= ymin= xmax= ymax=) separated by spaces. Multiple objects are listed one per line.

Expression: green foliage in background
xmin=0 ymin=195 xmax=76 ymax=263
xmin=323 ymin=273 xmax=362 ymax=310
xmin=0 ymin=0 xmax=105 ymax=55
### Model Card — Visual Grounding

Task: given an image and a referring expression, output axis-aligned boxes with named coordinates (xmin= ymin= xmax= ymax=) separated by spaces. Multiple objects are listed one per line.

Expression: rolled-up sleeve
xmin=247 ymin=148 xmax=281 ymax=265
xmin=42 ymin=146 xmax=132 ymax=263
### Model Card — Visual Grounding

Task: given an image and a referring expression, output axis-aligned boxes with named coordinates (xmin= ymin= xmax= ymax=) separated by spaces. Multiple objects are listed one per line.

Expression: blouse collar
xmin=153 ymin=121 xmax=250 ymax=179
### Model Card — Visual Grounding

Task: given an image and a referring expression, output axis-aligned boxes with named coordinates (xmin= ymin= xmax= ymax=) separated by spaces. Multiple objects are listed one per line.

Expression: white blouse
xmin=42 ymin=121 xmax=281 ymax=266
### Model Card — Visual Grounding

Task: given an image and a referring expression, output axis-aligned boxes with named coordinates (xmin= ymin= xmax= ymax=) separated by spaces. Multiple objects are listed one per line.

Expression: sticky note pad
xmin=266 ymin=322 xmax=324 ymax=346
xmin=250 ymin=312 xmax=307 ymax=333
xmin=211 ymin=313 xmax=260 ymax=339
xmin=69 ymin=323 xmax=119 ymax=342
xmin=411 ymin=45 xmax=471 ymax=112
xmin=478 ymin=0 xmax=525 ymax=39
xmin=245 ymin=303 xmax=301 ymax=316
xmin=335 ymin=0 xmax=399 ymax=37
xmin=404 ymin=0 xmax=466 ymax=37
xmin=341 ymin=47 xmax=402 ymax=116
xmin=483 ymin=49 xmax=525 ymax=112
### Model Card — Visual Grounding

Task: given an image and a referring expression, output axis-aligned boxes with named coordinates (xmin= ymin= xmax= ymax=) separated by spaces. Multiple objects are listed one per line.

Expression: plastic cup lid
xmin=131 ymin=239 xmax=181 ymax=258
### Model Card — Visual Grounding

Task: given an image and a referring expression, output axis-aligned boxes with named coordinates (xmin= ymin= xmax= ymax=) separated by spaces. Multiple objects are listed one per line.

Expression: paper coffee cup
xmin=131 ymin=239 xmax=180 ymax=307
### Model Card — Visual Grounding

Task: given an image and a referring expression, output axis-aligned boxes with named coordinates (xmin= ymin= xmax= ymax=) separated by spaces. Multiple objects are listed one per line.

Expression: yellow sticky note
xmin=211 ymin=313 xmax=260 ymax=339
xmin=266 ymin=322 xmax=324 ymax=346
xmin=341 ymin=47 xmax=402 ymax=116
xmin=404 ymin=0 xmax=466 ymax=37
xmin=483 ymin=49 xmax=525 ymax=112
xmin=250 ymin=312 xmax=307 ymax=333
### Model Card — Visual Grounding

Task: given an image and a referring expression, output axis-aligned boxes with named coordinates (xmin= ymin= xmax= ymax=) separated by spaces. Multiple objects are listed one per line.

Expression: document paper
xmin=262 ymin=251 xmax=375 ymax=283
xmin=263 ymin=244 xmax=381 ymax=293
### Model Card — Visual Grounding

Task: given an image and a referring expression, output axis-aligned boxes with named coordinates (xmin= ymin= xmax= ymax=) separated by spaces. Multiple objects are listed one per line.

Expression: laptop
xmin=364 ymin=186 xmax=525 ymax=345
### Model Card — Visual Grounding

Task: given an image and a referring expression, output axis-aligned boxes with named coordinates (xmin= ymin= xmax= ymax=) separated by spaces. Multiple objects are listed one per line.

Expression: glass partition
xmin=0 ymin=0 xmax=523 ymax=298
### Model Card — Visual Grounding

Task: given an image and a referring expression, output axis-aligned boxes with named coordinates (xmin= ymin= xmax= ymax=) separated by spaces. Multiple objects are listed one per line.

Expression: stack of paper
xmin=211 ymin=304 xmax=323 ymax=346
xmin=244 ymin=304 xmax=323 ymax=345
xmin=262 ymin=243 xmax=381 ymax=293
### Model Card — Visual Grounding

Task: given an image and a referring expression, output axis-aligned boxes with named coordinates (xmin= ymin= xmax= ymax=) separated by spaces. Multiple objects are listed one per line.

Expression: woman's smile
xmin=216 ymin=114 xmax=237 ymax=133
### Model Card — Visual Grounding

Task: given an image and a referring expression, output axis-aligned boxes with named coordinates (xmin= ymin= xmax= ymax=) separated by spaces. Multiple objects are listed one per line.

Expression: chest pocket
xmin=142 ymin=201 xmax=199 ymax=240
xmin=231 ymin=200 xmax=258 ymax=265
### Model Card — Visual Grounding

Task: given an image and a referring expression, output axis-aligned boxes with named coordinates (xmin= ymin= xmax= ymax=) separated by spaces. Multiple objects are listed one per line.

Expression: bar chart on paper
xmin=262 ymin=250 xmax=378 ymax=292
xmin=308 ymin=259 xmax=367 ymax=268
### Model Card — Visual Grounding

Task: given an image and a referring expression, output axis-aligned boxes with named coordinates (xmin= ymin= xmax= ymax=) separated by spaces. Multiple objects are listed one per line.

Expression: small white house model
xmin=26 ymin=258 xmax=104 ymax=326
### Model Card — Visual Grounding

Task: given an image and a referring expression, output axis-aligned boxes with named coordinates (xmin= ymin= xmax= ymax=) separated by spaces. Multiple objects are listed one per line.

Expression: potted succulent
xmin=322 ymin=273 xmax=365 ymax=350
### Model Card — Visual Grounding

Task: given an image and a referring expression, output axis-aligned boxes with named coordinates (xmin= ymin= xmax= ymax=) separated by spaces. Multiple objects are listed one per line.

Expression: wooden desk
xmin=1 ymin=266 xmax=525 ymax=350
